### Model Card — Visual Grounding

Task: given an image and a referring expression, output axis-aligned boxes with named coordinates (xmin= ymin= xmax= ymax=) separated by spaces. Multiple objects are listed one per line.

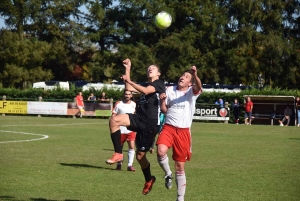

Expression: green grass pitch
xmin=0 ymin=116 xmax=300 ymax=201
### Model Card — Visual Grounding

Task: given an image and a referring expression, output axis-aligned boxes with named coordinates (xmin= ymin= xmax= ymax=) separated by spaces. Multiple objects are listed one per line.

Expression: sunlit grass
xmin=0 ymin=116 xmax=299 ymax=201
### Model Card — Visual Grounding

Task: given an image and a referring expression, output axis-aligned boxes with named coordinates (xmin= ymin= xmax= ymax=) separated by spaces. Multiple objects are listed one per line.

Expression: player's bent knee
xmin=157 ymin=144 xmax=168 ymax=157
xmin=110 ymin=114 xmax=129 ymax=126
xmin=136 ymin=151 xmax=149 ymax=162
xmin=109 ymin=116 xmax=117 ymax=125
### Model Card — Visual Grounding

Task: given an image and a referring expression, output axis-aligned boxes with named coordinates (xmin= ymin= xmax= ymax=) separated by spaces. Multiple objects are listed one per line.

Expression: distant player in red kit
xmin=244 ymin=96 xmax=253 ymax=125
xmin=76 ymin=91 xmax=85 ymax=118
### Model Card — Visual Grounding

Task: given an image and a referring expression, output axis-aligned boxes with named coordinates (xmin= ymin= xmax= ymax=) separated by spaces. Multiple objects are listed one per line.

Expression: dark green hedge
xmin=0 ymin=86 xmax=124 ymax=102
xmin=1 ymin=86 xmax=299 ymax=123
xmin=0 ymin=86 xmax=299 ymax=103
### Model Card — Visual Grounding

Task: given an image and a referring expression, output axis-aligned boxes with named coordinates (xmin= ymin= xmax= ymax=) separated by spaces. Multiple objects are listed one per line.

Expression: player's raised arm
xmin=122 ymin=74 xmax=156 ymax=95
xmin=190 ymin=66 xmax=202 ymax=94
xmin=122 ymin=58 xmax=139 ymax=93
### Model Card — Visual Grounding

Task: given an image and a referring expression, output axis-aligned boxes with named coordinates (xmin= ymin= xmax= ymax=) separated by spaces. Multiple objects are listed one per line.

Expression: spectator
xmin=244 ymin=96 xmax=253 ymax=125
xmin=231 ymin=98 xmax=240 ymax=124
xmin=98 ymin=92 xmax=110 ymax=102
xmin=296 ymin=96 xmax=300 ymax=127
xmin=278 ymin=104 xmax=293 ymax=126
xmin=88 ymin=93 xmax=97 ymax=102
xmin=215 ymin=98 xmax=224 ymax=107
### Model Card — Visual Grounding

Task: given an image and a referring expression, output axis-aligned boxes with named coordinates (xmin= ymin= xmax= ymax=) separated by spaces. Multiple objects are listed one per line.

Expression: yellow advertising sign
xmin=0 ymin=101 xmax=27 ymax=114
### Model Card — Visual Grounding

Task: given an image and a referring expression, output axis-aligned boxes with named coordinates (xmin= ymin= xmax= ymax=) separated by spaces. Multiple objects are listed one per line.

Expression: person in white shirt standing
xmin=111 ymin=90 xmax=136 ymax=171
xmin=156 ymin=66 xmax=202 ymax=201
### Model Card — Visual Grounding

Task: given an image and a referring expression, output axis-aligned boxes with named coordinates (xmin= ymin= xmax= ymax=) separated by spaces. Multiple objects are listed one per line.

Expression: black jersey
xmin=136 ymin=79 xmax=165 ymax=125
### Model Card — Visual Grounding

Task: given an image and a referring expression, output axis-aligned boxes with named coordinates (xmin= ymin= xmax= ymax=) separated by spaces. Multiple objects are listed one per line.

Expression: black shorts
xmin=127 ymin=113 xmax=159 ymax=152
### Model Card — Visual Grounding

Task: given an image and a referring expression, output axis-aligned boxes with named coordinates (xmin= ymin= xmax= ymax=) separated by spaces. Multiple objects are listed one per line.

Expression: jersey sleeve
xmin=165 ymin=86 xmax=173 ymax=106
xmin=112 ymin=101 xmax=120 ymax=114
xmin=133 ymin=101 xmax=136 ymax=112
xmin=188 ymin=86 xmax=200 ymax=101
xmin=150 ymin=79 xmax=166 ymax=94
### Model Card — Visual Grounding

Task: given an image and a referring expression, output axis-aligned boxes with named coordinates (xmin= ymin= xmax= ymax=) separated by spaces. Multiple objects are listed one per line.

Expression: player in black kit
xmin=106 ymin=58 xmax=165 ymax=195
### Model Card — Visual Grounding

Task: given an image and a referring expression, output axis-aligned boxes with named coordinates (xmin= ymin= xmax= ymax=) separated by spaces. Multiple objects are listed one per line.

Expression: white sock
xmin=157 ymin=155 xmax=172 ymax=176
xmin=176 ymin=171 xmax=186 ymax=201
xmin=128 ymin=149 xmax=135 ymax=166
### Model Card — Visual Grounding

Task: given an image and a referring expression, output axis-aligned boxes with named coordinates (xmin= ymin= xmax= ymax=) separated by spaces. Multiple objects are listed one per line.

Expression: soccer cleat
xmin=142 ymin=176 xmax=156 ymax=195
xmin=116 ymin=163 xmax=122 ymax=170
xmin=127 ymin=166 xmax=136 ymax=172
xmin=105 ymin=153 xmax=123 ymax=165
xmin=164 ymin=175 xmax=173 ymax=189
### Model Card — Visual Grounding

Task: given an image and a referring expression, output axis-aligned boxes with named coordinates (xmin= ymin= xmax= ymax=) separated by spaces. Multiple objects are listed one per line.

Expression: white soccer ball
xmin=155 ymin=11 xmax=172 ymax=29
xmin=279 ymin=123 xmax=283 ymax=126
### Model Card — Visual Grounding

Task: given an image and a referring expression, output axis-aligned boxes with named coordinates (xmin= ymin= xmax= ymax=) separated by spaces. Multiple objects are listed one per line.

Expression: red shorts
xmin=120 ymin=132 xmax=136 ymax=145
xmin=156 ymin=124 xmax=192 ymax=162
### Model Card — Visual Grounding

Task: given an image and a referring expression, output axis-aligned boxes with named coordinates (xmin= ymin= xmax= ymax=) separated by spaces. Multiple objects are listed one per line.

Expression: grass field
xmin=0 ymin=116 xmax=300 ymax=201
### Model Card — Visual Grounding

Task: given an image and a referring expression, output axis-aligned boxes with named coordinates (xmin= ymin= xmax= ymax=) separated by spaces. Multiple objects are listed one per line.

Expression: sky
xmin=0 ymin=1 xmax=120 ymax=29
xmin=0 ymin=18 xmax=5 ymax=28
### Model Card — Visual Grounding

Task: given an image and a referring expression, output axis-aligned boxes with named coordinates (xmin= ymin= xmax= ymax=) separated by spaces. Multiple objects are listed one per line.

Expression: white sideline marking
xmin=1 ymin=122 xmax=106 ymax=127
xmin=0 ymin=130 xmax=49 ymax=144
xmin=0 ymin=122 xmax=107 ymax=143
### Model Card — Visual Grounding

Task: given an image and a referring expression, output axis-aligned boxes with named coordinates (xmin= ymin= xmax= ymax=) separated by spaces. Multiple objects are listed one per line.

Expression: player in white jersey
xmin=156 ymin=66 xmax=202 ymax=201
xmin=111 ymin=90 xmax=136 ymax=171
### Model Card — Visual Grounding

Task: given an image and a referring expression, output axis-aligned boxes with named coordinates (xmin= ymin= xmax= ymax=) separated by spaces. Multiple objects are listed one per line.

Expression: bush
xmin=0 ymin=86 xmax=299 ymax=104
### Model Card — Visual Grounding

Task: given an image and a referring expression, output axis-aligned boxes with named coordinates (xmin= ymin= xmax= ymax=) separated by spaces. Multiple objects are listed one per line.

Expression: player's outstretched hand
xmin=122 ymin=58 xmax=131 ymax=70
xmin=190 ymin=66 xmax=197 ymax=76
xmin=159 ymin=93 xmax=167 ymax=100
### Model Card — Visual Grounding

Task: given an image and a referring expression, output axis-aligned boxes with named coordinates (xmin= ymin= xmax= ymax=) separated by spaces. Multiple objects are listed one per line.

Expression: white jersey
xmin=165 ymin=86 xmax=201 ymax=128
xmin=112 ymin=100 xmax=136 ymax=134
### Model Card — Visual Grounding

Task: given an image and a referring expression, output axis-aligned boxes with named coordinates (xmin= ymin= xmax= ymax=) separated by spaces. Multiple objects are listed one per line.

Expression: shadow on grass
xmin=0 ymin=196 xmax=81 ymax=201
xmin=102 ymin=148 xmax=131 ymax=152
xmin=289 ymin=138 xmax=300 ymax=140
xmin=31 ymin=199 xmax=81 ymax=201
xmin=0 ymin=196 xmax=16 ymax=200
xmin=59 ymin=163 xmax=116 ymax=170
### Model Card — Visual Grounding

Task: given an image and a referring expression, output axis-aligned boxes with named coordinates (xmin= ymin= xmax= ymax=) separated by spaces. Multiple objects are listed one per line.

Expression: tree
xmin=0 ymin=30 xmax=53 ymax=87
xmin=0 ymin=0 xmax=300 ymax=88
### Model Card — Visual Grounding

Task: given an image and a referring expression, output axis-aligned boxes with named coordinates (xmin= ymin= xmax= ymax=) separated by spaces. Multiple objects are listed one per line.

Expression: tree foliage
xmin=0 ymin=0 xmax=299 ymax=89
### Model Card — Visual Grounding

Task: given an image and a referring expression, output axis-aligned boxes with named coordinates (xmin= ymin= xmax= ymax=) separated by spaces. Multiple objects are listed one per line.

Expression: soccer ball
xmin=279 ymin=123 xmax=283 ymax=126
xmin=155 ymin=11 xmax=172 ymax=29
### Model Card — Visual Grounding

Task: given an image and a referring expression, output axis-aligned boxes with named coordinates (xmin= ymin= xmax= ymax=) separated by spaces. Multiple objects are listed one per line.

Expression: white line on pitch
xmin=0 ymin=130 xmax=49 ymax=144
xmin=0 ymin=122 xmax=107 ymax=127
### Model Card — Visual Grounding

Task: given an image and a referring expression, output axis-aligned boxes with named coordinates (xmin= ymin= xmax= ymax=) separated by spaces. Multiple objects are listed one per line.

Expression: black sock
xmin=111 ymin=130 xmax=122 ymax=154
xmin=142 ymin=163 xmax=152 ymax=182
